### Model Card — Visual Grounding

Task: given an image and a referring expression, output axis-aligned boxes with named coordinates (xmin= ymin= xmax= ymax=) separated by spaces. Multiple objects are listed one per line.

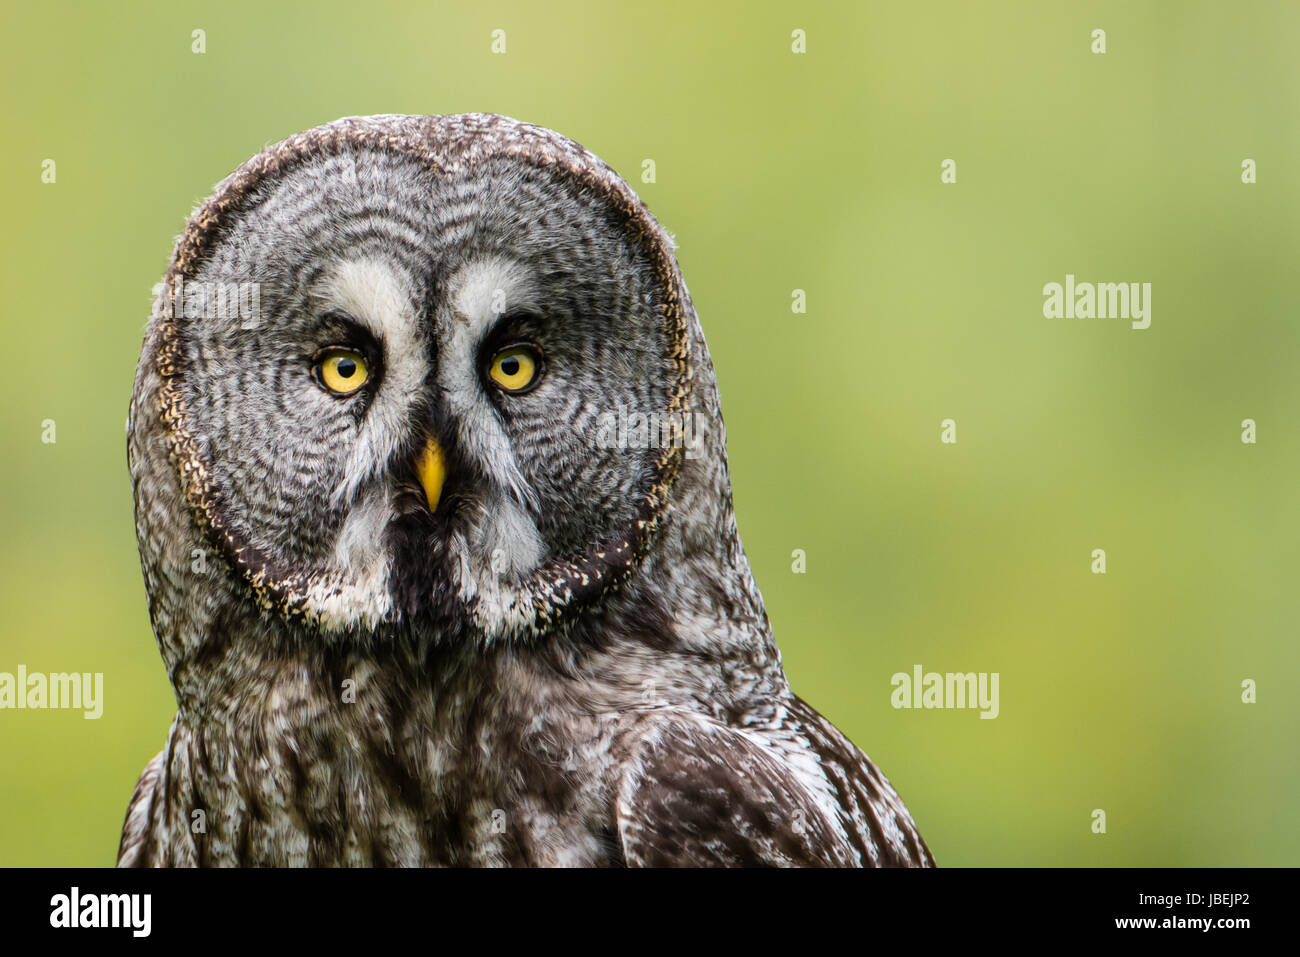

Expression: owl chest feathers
xmin=133 ymin=632 xmax=742 ymax=866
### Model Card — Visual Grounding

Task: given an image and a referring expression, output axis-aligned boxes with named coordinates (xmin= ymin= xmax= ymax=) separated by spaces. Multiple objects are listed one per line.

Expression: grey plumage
xmin=119 ymin=113 xmax=933 ymax=867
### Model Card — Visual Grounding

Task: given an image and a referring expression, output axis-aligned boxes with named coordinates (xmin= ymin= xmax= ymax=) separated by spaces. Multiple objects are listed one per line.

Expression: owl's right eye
xmin=312 ymin=347 xmax=371 ymax=396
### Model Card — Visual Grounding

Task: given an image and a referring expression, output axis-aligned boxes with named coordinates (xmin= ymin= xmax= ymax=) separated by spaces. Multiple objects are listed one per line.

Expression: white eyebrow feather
xmin=315 ymin=257 xmax=428 ymax=509
xmin=439 ymin=256 xmax=543 ymax=515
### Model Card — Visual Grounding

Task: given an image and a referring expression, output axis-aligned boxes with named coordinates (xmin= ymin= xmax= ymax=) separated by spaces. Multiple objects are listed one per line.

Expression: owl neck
xmin=162 ymin=528 xmax=780 ymax=724
xmin=142 ymin=552 xmax=785 ymax=865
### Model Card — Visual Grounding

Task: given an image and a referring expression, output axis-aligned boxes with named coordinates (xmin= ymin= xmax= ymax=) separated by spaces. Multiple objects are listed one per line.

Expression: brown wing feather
xmin=615 ymin=714 xmax=859 ymax=867
xmin=787 ymin=696 xmax=935 ymax=866
xmin=116 ymin=750 xmax=164 ymax=867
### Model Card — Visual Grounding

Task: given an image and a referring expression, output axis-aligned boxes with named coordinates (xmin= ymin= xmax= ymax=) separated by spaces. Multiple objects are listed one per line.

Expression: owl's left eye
xmin=487 ymin=345 xmax=543 ymax=394
xmin=312 ymin=347 xmax=371 ymax=396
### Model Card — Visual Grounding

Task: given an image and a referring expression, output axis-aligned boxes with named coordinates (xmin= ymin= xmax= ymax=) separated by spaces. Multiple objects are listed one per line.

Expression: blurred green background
xmin=2 ymin=0 xmax=1297 ymax=866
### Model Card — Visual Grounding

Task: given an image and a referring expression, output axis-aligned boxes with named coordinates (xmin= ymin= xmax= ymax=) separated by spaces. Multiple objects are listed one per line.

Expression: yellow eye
xmin=314 ymin=348 xmax=370 ymax=395
xmin=488 ymin=346 xmax=541 ymax=393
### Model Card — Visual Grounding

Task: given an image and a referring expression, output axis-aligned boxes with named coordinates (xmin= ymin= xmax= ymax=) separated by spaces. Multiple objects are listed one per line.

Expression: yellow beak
xmin=416 ymin=437 xmax=446 ymax=512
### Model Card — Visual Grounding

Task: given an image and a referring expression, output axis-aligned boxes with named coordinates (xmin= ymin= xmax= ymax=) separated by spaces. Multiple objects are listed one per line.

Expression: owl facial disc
xmin=147 ymin=114 xmax=694 ymax=642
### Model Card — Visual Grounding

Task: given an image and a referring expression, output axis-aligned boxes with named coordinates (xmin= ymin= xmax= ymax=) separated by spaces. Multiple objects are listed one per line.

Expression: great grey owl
xmin=118 ymin=113 xmax=933 ymax=867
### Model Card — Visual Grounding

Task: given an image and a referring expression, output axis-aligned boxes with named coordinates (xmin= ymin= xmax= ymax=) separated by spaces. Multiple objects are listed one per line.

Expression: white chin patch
xmin=303 ymin=484 xmax=396 ymax=632
xmin=472 ymin=489 xmax=546 ymax=583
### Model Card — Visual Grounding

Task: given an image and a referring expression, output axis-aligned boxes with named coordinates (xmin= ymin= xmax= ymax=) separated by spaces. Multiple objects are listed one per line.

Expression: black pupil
xmin=500 ymin=357 xmax=520 ymax=376
xmin=336 ymin=357 xmax=357 ymax=379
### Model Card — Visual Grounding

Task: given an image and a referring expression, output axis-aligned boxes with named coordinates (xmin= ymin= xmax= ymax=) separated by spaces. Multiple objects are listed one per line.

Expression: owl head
xmin=131 ymin=114 xmax=747 ymax=670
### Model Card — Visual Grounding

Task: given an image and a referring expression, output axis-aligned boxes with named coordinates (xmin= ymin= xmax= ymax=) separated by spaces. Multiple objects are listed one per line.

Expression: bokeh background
xmin=2 ymin=0 xmax=1297 ymax=866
